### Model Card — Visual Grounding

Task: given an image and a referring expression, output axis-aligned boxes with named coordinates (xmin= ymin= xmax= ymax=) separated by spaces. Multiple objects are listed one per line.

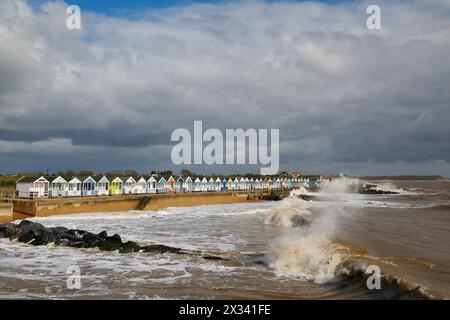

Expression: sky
xmin=0 ymin=0 xmax=449 ymax=176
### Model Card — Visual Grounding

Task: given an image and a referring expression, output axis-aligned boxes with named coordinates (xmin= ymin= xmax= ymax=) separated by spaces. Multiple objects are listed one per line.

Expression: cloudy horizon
xmin=0 ymin=0 xmax=449 ymax=177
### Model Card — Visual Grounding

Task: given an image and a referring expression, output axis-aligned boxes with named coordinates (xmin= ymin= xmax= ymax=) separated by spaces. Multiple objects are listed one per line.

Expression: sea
xmin=0 ymin=178 xmax=449 ymax=299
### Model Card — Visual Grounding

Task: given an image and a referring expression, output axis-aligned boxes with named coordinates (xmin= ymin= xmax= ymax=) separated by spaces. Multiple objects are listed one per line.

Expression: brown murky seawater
xmin=0 ymin=179 xmax=449 ymax=299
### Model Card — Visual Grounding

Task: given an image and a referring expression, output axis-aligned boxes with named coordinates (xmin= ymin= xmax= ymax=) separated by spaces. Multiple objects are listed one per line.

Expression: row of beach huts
xmin=15 ymin=175 xmax=330 ymax=198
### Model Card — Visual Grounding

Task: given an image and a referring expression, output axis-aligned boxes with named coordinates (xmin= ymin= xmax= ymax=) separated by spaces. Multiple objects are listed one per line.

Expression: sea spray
xmin=266 ymin=177 xmax=362 ymax=283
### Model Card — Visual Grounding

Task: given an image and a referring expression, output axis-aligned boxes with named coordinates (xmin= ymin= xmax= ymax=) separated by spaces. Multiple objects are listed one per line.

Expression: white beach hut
xmin=184 ymin=176 xmax=193 ymax=192
xmin=16 ymin=176 xmax=50 ymax=198
xmin=96 ymin=176 xmax=110 ymax=196
xmin=208 ymin=177 xmax=215 ymax=191
xmin=136 ymin=177 xmax=147 ymax=194
xmin=122 ymin=176 xmax=137 ymax=194
xmin=244 ymin=177 xmax=250 ymax=190
xmin=233 ymin=178 xmax=239 ymax=190
xmin=67 ymin=177 xmax=82 ymax=197
xmin=200 ymin=177 xmax=208 ymax=192
xmin=49 ymin=176 xmax=68 ymax=197
xmin=147 ymin=176 xmax=157 ymax=193
xmin=249 ymin=177 xmax=255 ymax=190
xmin=239 ymin=177 xmax=246 ymax=190
xmin=194 ymin=177 xmax=202 ymax=192
xmin=215 ymin=177 xmax=222 ymax=191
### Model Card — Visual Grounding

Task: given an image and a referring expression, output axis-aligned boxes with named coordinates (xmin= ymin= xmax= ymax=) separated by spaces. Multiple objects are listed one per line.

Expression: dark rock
xmin=358 ymin=184 xmax=399 ymax=195
xmin=98 ymin=234 xmax=123 ymax=251
xmin=296 ymin=195 xmax=317 ymax=201
xmin=18 ymin=230 xmax=35 ymax=243
xmin=290 ymin=215 xmax=312 ymax=227
xmin=98 ymin=231 xmax=108 ymax=239
xmin=69 ymin=241 xmax=88 ymax=248
xmin=202 ymin=255 xmax=226 ymax=261
xmin=141 ymin=244 xmax=182 ymax=254
xmin=0 ymin=223 xmax=21 ymax=238
xmin=68 ymin=229 xmax=88 ymax=237
xmin=48 ymin=227 xmax=69 ymax=234
xmin=119 ymin=241 xmax=141 ymax=253
xmin=17 ymin=220 xmax=45 ymax=233
xmin=82 ymin=232 xmax=103 ymax=248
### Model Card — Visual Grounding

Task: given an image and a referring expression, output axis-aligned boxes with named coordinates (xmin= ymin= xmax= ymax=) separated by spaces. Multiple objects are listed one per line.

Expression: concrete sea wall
xmin=11 ymin=189 xmax=291 ymax=220
xmin=0 ymin=203 xmax=13 ymax=222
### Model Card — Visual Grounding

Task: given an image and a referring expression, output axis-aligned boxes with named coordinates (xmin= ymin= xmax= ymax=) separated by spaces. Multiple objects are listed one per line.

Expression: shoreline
xmin=2 ymin=189 xmax=291 ymax=223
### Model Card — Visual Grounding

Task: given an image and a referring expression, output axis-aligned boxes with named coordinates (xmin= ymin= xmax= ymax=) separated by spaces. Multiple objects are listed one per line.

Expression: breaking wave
xmin=263 ymin=177 xmax=436 ymax=299
xmin=265 ymin=177 xmax=356 ymax=283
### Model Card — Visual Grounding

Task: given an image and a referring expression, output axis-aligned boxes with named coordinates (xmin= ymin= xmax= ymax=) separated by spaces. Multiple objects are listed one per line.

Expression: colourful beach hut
xmin=167 ymin=176 xmax=176 ymax=192
xmin=109 ymin=177 xmax=124 ymax=195
xmin=157 ymin=177 xmax=167 ymax=193
xmin=82 ymin=176 xmax=97 ymax=196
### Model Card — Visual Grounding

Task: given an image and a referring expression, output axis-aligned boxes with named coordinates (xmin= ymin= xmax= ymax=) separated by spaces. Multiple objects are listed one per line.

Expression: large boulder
xmin=98 ymin=234 xmax=123 ymax=251
xmin=82 ymin=232 xmax=104 ymax=248
xmin=0 ymin=223 xmax=21 ymax=239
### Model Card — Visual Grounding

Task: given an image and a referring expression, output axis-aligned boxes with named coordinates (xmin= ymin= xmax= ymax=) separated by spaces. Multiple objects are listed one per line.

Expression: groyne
xmin=11 ymin=189 xmax=291 ymax=220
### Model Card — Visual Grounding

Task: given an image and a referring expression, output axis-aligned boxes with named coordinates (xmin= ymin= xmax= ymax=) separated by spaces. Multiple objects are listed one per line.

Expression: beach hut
xmin=147 ymin=176 xmax=157 ymax=193
xmin=233 ymin=178 xmax=239 ymax=190
xmin=184 ymin=176 xmax=193 ymax=192
xmin=200 ymin=177 xmax=208 ymax=191
xmin=16 ymin=176 xmax=50 ymax=198
xmin=96 ymin=176 xmax=110 ymax=196
xmin=49 ymin=176 xmax=68 ymax=197
xmin=208 ymin=177 xmax=215 ymax=191
xmin=157 ymin=177 xmax=167 ymax=193
xmin=249 ymin=177 xmax=255 ymax=190
xmin=288 ymin=178 xmax=295 ymax=189
xmin=67 ymin=177 xmax=82 ymax=197
xmin=226 ymin=178 xmax=233 ymax=190
xmin=267 ymin=178 xmax=273 ymax=190
xmin=215 ymin=177 xmax=222 ymax=191
xmin=193 ymin=177 xmax=202 ymax=192
xmin=222 ymin=178 xmax=228 ymax=191
xmin=122 ymin=176 xmax=137 ymax=194
xmin=244 ymin=177 xmax=250 ymax=190
xmin=176 ymin=176 xmax=184 ymax=192
xmin=167 ymin=176 xmax=176 ymax=192
xmin=82 ymin=176 xmax=97 ymax=196
xmin=136 ymin=177 xmax=148 ymax=194
xmin=109 ymin=177 xmax=124 ymax=195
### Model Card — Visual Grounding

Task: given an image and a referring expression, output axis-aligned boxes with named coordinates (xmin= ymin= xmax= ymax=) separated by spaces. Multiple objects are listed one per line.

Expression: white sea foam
xmin=265 ymin=177 xmax=359 ymax=283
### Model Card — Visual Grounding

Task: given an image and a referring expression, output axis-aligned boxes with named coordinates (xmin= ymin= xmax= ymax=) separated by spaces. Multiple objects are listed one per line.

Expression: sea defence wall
xmin=12 ymin=189 xmax=292 ymax=218
xmin=0 ymin=203 xmax=13 ymax=222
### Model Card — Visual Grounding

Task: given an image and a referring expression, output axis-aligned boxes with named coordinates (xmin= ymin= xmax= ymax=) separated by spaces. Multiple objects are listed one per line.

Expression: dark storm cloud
xmin=0 ymin=0 xmax=449 ymax=175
